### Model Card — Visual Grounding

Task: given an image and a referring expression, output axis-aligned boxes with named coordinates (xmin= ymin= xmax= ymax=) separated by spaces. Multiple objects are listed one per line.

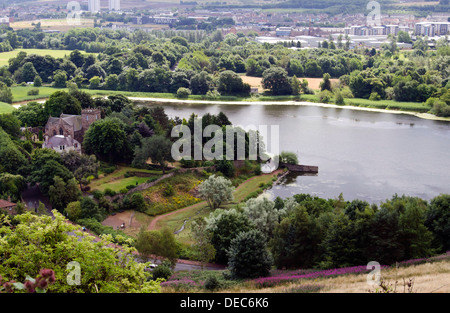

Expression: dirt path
xmin=147 ymin=169 xmax=283 ymax=231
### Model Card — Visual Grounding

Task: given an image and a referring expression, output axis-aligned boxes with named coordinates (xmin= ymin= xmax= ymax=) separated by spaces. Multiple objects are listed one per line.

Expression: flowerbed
xmin=249 ymin=265 xmax=389 ymax=288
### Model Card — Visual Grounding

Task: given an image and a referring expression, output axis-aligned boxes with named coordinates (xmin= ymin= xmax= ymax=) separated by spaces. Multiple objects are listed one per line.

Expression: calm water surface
xmin=146 ymin=102 xmax=450 ymax=204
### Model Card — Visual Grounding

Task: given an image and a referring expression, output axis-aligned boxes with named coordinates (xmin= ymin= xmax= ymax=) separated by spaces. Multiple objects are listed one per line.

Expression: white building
xmin=88 ymin=0 xmax=100 ymax=13
xmin=109 ymin=0 xmax=120 ymax=11
xmin=415 ymin=22 xmax=450 ymax=37
xmin=42 ymin=135 xmax=81 ymax=154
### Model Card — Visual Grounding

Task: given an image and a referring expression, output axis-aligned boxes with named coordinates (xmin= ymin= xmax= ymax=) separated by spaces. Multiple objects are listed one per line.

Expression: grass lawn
xmin=89 ymin=165 xmax=164 ymax=193
xmin=0 ymin=49 xmax=91 ymax=67
xmin=11 ymin=86 xmax=67 ymax=102
xmin=0 ymin=101 xmax=14 ymax=113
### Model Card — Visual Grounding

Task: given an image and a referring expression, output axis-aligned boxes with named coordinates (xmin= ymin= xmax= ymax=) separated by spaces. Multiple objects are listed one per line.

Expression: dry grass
xmin=320 ymin=261 xmax=450 ymax=293
xmin=216 ymin=260 xmax=450 ymax=294
xmin=241 ymin=75 xmax=339 ymax=92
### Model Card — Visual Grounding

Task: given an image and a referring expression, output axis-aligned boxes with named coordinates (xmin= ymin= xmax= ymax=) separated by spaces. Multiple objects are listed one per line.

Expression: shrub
xmin=151 ymin=262 xmax=174 ymax=281
xmin=176 ymin=87 xmax=191 ymax=98
xmin=369 ymin=92 xmax=381 ymax=101
xmin=163 ymin=184 xmax=175 ymax=197
xmin=104 ymin=188 xmax=116 ymax=197
xmin=334 ymin=91 xmax=345 ymax=105
xmin=318 ymin=90 xmax=333 ymax=103
xmin=27 ymin=89 xmax=39 ymax=96
xmin=204 ymin=275 xmax=222 ymax=291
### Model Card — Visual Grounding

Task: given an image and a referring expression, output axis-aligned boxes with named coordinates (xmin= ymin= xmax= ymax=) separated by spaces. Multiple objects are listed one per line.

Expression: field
xmin=0 ymin=49 xmax=90 ymax=67
xmin=241 ymin=75 xmax=339 ymax=92
xmin=10 ymin=18 xmax=94 ymax=31
xmin=0 ymin=102 xmax=14 ymax=113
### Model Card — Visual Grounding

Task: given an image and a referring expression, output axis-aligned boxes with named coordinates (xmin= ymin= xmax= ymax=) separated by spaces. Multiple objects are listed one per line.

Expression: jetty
xmin=279 ymin=162 xmax=319 ymax=174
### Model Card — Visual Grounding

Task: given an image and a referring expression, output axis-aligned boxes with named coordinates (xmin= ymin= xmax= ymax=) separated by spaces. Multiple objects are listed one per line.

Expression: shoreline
xmin=11 ymin=94 xmax=450 ymax=122
xmin=129 ymin=97 xmax=450 ymax=122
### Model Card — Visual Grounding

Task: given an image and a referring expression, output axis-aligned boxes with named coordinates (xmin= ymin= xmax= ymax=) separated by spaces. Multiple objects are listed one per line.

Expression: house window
xmin=86 ymin=115 xmax=89 ymax=121
xmin=74 ymin=143 xmax=78 ymax=148
xmin=59 ymin=128 xmax=64 ymax=136
xmin=60 ymin=145 xmax=65 ymax=150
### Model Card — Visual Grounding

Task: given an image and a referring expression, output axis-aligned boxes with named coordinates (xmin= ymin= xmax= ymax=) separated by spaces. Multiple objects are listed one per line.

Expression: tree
xmin=190 ymin=218 xmax=216 ymax=269
xmin=270 ymin=205 xmax=322 ymax=269
xmin=48 ymin=176 xmax=81 ymax=212
xmin=262 ymin=67 xmax=292 ymax=95
xmin=198 ymin=174 xmax=234 ymax=210
xmin=44 ymin=91 xmax=81 ymax=117
xmin=65 ymin=201 xmax=82 ymax=221
xmin=288 ymin=59 xmax=304 ymax=77
xmin=279 ymin=151 xmax=298 ymax=164
xmin=83 ymin=117 xmax=132 ymax=162
xmin=190 ymin=71 xmax=212 ymax=95
xmin=291 ymin=75 xmax=300 ymax=96
xmin=0 ymin=81 xmax=13 ymax=104
xmin=0 ymin=127 xmax=28 ymax=175
xmin=426 ymin=194 xmax=450 ymax=253
xmin=33 ymin=75 xmax=42 ymax=87
xmin=243 ymin=197 xmax=281 ymax=237
xmin=133 ymin=135 xmax=172 ymax=174
xmin=320 ymin=73 xmax=332 ymax=91
xmin=227 ymin=229 xmax=273 ymax=279
xmin=135 ymin=228 xmax=178 ymax=265
xmin=304 ymin=59 xmax=323 ymax=77
xmin=53 ymin=70 xmax=67 ymax=88
xmin=12 ymin=101 xmax=47 ymax=127
xmin=217 ymin=70 xmax=249 ymax=95
xmin=0 ymin=211 xmax=161 ymax=293
xmin=61 ymin=151 xmax=99 ymax=189
xmin=205 ymin=208 xmax=253 ymax=264
xmin=21 ymin=62 xmax=39 ymax=83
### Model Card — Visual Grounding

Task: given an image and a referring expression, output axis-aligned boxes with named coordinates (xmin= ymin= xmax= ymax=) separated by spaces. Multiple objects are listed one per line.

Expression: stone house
xmin=43 ymin=108 xmax=101 ymax=153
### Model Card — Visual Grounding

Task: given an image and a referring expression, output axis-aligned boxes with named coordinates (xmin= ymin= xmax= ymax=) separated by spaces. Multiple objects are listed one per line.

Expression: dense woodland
xmin=0 ymin=24 xmax=448 ymax=115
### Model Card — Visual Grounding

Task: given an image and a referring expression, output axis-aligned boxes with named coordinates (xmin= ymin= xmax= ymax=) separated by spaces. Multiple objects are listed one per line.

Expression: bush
xmin=334 ymin=91 xmax=345 ymax=105
xmin=104 ymin=188 xmax=116 ymax=197
xmin=176 ymin=87 xmax=191 ymax=98
xmin=151 ymin=263 xmax=174 ymax=281
xmin=369 ymin=92 xmax=381 ymax=101
xmin=318 ymin=90 xmax=333 ymax=103
xmin=27 ymin=89 xmax=39 ymax=96
xmin=163 ymin=184 xmax=175 ymax=197
xmin=204 ymin=275 xmax=222 ymax=291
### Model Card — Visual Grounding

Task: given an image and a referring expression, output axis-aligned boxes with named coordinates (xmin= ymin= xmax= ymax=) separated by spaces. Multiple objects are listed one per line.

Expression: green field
xmin=0 ymin=101 xmax=14 ymax=113
xmin=11 ymin=86 xmax=65 ymax=102
xmin=0 ymin=49 xmax=90 ymax=67
xmin=89 ymin=166 xmax=164 ymax=193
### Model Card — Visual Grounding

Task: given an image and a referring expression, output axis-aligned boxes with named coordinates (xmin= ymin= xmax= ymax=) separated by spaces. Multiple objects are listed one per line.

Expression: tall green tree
xmin=227 ymin=229 xmax=273 ymax=279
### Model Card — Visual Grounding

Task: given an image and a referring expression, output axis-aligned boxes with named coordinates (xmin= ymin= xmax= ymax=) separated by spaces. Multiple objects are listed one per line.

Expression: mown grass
xmin=0 ymin=101 xmax=14 ymax=113
xmin=0 ymin=49 xmax=91 ymax=67
xmin=89 ymin=165 xmax=164 ymax=193
xmin=11 ymin=85 xmax=434 ymax=115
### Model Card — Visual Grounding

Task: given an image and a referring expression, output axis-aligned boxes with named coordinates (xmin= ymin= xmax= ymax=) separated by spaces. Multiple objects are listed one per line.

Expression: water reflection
xmin=143 ymin=102 xmax=450 ymax=203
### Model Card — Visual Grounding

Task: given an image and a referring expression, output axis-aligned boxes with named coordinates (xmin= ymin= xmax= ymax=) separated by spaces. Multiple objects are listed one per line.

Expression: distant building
xmin=109 ymin=0 xmax=120 ymax=11
xmin=276 ymin=27 xmax=292 ymax=37
xmin=415 ymin=22 xmax=450 ymax=37
xmin=88 ymin=0 xmax=100 ymax=13
xmin=0 ymin=16 xmax=10 ymax=26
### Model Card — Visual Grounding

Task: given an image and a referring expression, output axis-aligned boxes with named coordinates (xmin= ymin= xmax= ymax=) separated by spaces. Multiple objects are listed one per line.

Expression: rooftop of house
xmin=0 ymin=199 xmax=16 ymax=209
